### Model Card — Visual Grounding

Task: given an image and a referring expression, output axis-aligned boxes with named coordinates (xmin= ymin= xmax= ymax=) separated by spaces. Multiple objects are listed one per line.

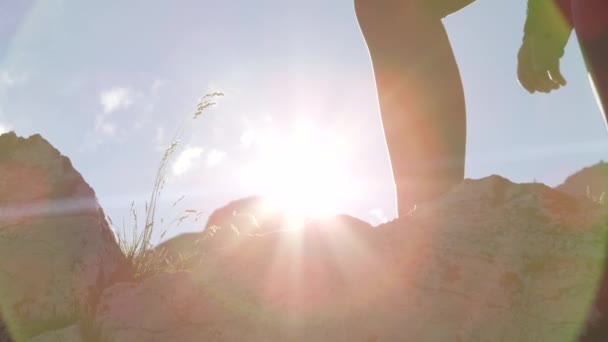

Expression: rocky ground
xmin=1 ymin=132 xmax=607 ymax=341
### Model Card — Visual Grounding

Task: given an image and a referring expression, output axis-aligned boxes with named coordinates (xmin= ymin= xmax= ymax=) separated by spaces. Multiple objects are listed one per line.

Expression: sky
xmin=1 ymin=0 xmax=607 ymax=243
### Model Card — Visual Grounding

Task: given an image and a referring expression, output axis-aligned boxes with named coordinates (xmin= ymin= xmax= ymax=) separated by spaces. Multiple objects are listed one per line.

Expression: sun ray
xmin=241 ymin=120 xmax=358 ymax=223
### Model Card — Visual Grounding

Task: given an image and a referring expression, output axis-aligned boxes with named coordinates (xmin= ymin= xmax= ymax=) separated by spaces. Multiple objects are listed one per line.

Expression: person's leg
xmin=427 ymin=0 xmax=477 ymax=18
xmin=355 ymin=0 xmax=469 ymax=217
xmin=572 ymin=0 xmax=608 ymax=127
xmin=571 ymin=4 xmax=608 ymax=339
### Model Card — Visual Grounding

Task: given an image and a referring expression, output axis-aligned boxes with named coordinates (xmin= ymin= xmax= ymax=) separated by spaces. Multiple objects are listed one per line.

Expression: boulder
xmin=0 ymin=132 xmax=131 ymax=339
xmin=0 ymin=318 xmax=11 ymax=342
xmin=96 ymin=216 xmax=376 ymax=341
xmin=156 ymin=195 xmax=298 ymax=264
xmin=94 ymin=176 xmax=608 ymax=341
xmin=94 ymin=272 xmax=211 ymax=342
xmin=28 ymin=325 xmax=84 ymax=342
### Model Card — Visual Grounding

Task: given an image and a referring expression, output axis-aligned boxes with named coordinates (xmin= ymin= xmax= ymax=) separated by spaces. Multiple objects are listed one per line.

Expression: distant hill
xmin=556 ymin=161 xmax=608 ymax=201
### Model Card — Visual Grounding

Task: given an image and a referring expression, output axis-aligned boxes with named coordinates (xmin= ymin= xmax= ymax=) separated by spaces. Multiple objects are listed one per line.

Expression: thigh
xmin=426 ymin=0 xmax=477 ymax=18
xmin=571 ymin=0 xmax=608 ymax=42
xmin=571 ymin=0 xmax=608 ymax=122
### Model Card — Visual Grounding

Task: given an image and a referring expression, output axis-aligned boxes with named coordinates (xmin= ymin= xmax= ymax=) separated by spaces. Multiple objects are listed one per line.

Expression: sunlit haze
xmin=1 ymin=0 xmax=607 ymax=243
xmin=240 ymin=120 xmax=360 ymax=219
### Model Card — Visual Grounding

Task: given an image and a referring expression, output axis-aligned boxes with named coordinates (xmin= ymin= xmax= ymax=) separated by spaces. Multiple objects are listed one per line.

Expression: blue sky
xmin=1 ymin=0 xmax=607 ymax=242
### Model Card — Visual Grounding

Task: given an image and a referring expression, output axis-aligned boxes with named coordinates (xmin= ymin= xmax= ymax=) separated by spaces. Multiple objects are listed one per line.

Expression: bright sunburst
xmin=241 ymin=120 xmax=356 ymax=222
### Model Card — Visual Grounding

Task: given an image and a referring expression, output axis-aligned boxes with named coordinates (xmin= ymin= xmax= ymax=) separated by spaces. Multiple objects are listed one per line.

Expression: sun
xmin=241 ymin=121 xmax=356 ymax=223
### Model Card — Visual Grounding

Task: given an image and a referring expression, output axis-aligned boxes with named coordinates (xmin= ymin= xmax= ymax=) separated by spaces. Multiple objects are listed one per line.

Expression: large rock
xmin=156 ymin=195 xmax=297 ymax=265
xmin=95 ymin=216 xmax=375 ymax=341
xmin=94 ymin=176 xmax=608 ymax=341
xmin=28 ymin=324 xmax=84 ymax=342
xmin=0 ymin=132 xmax=131 ymax=340
xmin=94 ymin=272 xmax=210 ymax=341
xmin=0 ymin=318 xmax=10 ymax=342
xmin=557 ymin=161 xmax=608 ymax=201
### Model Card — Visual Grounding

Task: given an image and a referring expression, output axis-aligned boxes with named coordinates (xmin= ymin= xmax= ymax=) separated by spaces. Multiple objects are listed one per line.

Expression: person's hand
xmin=517 ymin=0 xmax=573 ymax=94
xmin=517 ymin=35 xmax=567 ymax=94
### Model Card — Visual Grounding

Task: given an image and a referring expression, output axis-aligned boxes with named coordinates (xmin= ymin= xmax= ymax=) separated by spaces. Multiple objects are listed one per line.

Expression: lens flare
xmin=241 ymin=121 xmax=357 ymax=223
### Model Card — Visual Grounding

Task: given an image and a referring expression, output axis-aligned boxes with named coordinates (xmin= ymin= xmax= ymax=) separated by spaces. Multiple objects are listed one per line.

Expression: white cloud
xmin=370 ymin=209 xmax=388 ymax=224
xmin=207 ymin=149 xmax=226 ymax=167
xmin=240 ymin=129 xmax=255 ymax=148
xmin=100 ymin=87 xmax=133 ymax=113
xmin=93 ymin=86 xmax=135 ymax=138
xmin=172 ymin=146 xmax=203 ymax=176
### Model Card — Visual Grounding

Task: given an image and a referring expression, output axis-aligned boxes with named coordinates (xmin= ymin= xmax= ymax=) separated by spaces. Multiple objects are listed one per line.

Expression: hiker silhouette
xmin=355 ymin=0 xmax=608 ymax=218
